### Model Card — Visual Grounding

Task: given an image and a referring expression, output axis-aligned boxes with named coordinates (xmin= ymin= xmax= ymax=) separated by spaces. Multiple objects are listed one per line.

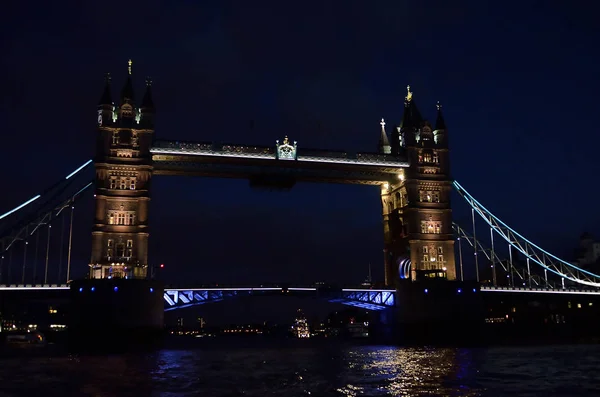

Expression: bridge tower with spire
xmin=380 ymin=86 xmax=455 ymax=286
xmin=89 ymin=60 xmax=155 ymax=279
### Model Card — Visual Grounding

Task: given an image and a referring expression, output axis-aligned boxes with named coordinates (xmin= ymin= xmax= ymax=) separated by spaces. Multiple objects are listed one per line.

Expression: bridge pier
xmin=385 ymin=280 xmax=485 ymax=345
xmin=68 ymin=279 xmax=164 ymax=352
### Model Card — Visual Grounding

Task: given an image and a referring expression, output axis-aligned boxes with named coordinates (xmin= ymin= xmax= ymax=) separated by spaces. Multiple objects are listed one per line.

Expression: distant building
xmin=575 ymin=233 xmax=600 ymax=273
xmin=292 ymin=309 xmax=310 ymax=338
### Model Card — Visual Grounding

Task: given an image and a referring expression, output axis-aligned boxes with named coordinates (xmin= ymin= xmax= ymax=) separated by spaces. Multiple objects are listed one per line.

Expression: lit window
xmin=421 ymin=221 xmax=442 ymax=234
xmin=419 ymin=190 xmax=425 ymax=202
xmin=433 ymin=153 xmax=439 ymax=163
xmin=117 ymin=213 xmax=125 ymax=225
xmin=424 ymin=153 xmax=432 ymax=162
xmin=108 ymin=213 xmax=115 ymax=225
xmin=116 ymin=243 xmax=125 ymax=257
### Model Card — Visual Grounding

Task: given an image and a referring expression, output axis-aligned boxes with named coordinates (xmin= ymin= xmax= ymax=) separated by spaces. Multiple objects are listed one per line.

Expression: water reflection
xmin=337 ymin=347 xmax=481 ymax=396
xmin=1 ymin=343 xmax=600 ymax=396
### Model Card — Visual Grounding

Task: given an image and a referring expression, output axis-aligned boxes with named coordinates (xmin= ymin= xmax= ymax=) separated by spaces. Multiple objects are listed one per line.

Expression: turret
xmin=140 ymin=77 xmax=155 ymax=128
xmin=97 ymin=73 xmax=113 ymax=128
xmin=117 ymin=59 xmax=137 ymax=124
xmin=392 ymin=85 xmax=423 ymax=153
xmin=378 ymin=118 xmax=391 ymax=154
xmin=433 ymin=101 xmax=447 ymax=147
xmin=121 ymin=59 xmax=135 ymax=106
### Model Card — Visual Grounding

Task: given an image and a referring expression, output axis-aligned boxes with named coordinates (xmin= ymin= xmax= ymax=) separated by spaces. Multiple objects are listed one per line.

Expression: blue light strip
xmin=65 ymin=159 xmax=93 ymax=180
xmin=0 ymin=159 xmax=92 ymax=222
xmin=0 ymin=195 xmax=41 ymax=221
xmin=453 ymin=180 xmax=600 ymax=283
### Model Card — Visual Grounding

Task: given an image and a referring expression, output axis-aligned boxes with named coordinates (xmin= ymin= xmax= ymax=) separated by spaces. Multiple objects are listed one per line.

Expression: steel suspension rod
xmin=22 ymin=240 xmax=28 ymax=284
xmin=58 ymin=214 xmax=65 ymax=283
xmin=458 ymin=237 xmax=464 ymax=281
xmin=44 ymin=224 xmax=51 ymax=284
xmin=33 ymin=230 xmax=40 ymax=283
xmin=8 ymin=248 xmax=12 ymax=284
xmin=490 ymin=226 xmax=497 ymax=286
xmin=66 ymin=205 xmax=74 ymax=283
xmin=508 ymin=244 xmax=514 ymax=288
xmin=471 ymin=208 xmax=480 ymax=282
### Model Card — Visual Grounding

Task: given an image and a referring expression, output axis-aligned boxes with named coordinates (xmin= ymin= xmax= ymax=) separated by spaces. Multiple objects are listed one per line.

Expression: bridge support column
xmin=390 ymin=280 xmax=485 ymax=345
xmin=69 ymin=279 xmax=164 ymax=352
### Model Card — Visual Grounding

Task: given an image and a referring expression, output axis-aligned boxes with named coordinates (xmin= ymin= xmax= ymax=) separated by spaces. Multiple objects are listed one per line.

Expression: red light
xmin=160 ymin=264 xmax=164 ymax=268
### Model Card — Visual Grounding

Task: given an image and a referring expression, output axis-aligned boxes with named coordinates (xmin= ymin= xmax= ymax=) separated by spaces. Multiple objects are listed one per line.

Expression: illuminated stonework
xmin=90 ymin=62 xmax=154 ymax=280
xmin=382 ymin=87 xmax=456 ymax=284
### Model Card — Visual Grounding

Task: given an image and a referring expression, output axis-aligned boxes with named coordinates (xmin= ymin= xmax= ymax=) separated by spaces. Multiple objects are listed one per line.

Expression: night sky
xmin=1 ymin=1 xmax=599 ymax=289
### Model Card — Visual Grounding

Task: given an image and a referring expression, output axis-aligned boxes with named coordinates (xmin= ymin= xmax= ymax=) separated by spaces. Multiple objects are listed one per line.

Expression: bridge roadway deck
xmin=150 ymin=141 xmax=408 ymax=185
xmin=3 ymin=284 xmax=600 ymax=294
xmin=2 ymin=285 xmax=600 ymax=296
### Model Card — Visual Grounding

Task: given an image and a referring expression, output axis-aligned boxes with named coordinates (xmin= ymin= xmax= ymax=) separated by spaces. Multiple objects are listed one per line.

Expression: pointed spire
xmin=98 ymin=73 xmax=112 ymax=106
xmin=141 ymin=77 xmax=154 ymax=109
xmin=405 ymin=85 xmax=413 ymax=103
xmin=120 ymin=59 xmax=135 ymax=104
xmin=400 ymin=84 xmax=423 ymax=130
xmin=435 ymin=101 xmax=446 ymax=131
xmin=378 ymin=118 xmax=391 ymax=154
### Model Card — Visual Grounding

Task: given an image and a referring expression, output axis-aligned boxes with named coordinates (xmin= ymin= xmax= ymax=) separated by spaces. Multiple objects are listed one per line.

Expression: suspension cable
xmin=0 ymin=159 xmax=92 ymax=222
xmin=454 ymin=180 xmax=600 ymax=288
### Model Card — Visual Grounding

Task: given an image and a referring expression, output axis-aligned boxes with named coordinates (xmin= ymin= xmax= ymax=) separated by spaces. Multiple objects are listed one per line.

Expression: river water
xmin=0 ymin=341 xmax=598 ymax=396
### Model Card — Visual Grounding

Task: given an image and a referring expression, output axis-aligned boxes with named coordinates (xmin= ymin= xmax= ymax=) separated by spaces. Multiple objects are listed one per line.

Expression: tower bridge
xmin=1 ymin=62 xmax=600 ymax=343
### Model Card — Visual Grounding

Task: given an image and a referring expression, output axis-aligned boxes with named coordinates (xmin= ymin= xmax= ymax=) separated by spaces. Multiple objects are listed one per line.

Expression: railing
xmin=0 ymin=284 xmax=69 ymax=290
xmin=480 ymin=286 xmax=600 ymax=295
xmin=151 ymin=140 xmax=408 ymax=167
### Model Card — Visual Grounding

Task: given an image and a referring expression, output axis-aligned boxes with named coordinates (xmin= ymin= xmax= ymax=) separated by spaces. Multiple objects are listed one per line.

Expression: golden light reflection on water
xmin=2 ymin=344 xmax=600 ymax=395
xmin=336 ymin=347 xmax=480 ymax=396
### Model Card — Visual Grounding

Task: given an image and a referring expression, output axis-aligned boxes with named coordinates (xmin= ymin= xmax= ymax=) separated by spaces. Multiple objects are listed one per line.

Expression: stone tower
xmin=89 ymin=61 xmax=155 ymax=279
xmin=381 ymin=86 xmax=455 ymax=286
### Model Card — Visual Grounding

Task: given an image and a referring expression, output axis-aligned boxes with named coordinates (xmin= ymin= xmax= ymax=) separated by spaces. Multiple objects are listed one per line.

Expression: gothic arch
xmin=398 ymin=257 xmax=411 ymax=279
